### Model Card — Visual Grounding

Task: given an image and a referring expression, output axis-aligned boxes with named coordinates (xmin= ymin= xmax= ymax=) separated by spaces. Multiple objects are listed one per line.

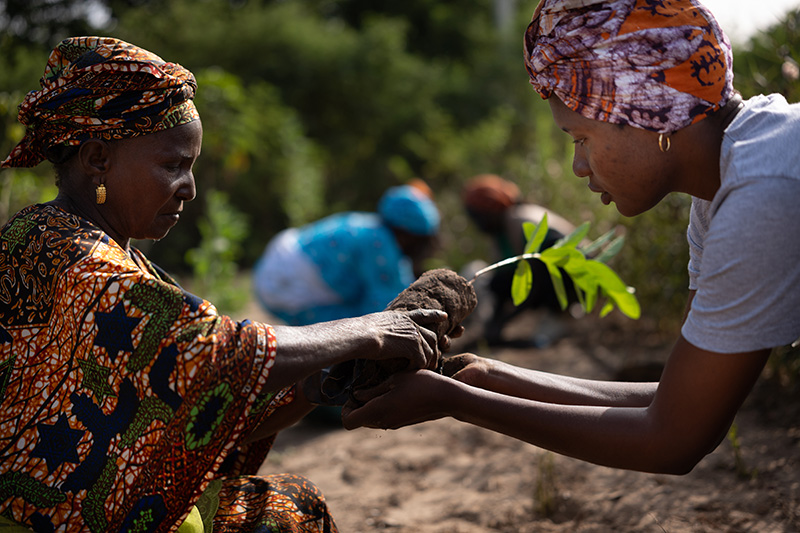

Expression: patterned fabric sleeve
xmin=0 ymin=205 xmax=287 ymax=533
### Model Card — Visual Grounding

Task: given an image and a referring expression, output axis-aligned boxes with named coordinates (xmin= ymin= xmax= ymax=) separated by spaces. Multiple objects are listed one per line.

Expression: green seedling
xmin=471 ymin=214 xmax=641 ymax=320
xmin=533 ymin=451 xmax=559 ymax=518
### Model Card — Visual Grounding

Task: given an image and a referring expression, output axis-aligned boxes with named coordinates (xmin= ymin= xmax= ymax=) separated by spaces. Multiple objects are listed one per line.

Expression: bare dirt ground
xmin=241 ymin=302 xmax=800 ymax=532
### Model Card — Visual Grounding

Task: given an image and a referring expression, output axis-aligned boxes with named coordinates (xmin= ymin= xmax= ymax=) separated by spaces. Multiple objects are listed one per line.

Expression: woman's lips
xmin=161 ymin=211 xmax=181 ymax=224
xmin=588 ymin=183 xmax=611 ymax=205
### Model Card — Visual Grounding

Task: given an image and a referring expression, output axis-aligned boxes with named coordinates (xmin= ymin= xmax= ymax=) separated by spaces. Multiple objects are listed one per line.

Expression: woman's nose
xmin=178 ymin=172 xmax=196 ymax=202
xmin=572 ymin=148 xmax=591 ymax=178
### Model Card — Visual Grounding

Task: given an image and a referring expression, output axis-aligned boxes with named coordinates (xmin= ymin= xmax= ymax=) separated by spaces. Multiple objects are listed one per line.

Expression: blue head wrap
xmin=378 ymin=185 xmax=440 ymax=236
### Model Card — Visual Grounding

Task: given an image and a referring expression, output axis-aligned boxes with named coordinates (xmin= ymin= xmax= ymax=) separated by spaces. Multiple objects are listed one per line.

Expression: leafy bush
xmin=734 ymin=8 xmax=800 ymax=102
xmin=185 ymin=190 xmax=250 ymax=314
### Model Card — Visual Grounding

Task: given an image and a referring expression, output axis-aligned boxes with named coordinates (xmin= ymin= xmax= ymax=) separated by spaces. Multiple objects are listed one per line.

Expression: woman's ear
xmin=77 ymin=139 xmax=111 ymax=186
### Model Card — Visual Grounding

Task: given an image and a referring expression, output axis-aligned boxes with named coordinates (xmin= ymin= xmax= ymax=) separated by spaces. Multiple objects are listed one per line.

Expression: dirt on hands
xmin=317 ymin=268 xmax=478 ymax=406
xmin=385 ymin=268 xmax=478 ymax=340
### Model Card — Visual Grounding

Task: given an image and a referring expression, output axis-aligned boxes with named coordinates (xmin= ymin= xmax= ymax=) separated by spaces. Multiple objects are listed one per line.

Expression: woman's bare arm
xmin=451 ymin=355 xmax=657 ymax=407
xmin=344 ymin=336 xmax=769 ymax=475
xmin=264 ymin=309 xmax=446 ymax=391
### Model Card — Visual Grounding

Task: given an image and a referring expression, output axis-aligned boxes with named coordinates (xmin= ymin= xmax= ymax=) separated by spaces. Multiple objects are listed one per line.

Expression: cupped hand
xmin=441 ymin=353 xmax=494 ymax=388
xmin=341 ymin=369 xmax=456 ymax=430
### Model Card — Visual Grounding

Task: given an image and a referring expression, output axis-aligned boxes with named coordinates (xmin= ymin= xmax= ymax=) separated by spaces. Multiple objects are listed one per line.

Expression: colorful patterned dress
xmin=0 ymin=204 xmax=337 ymax=532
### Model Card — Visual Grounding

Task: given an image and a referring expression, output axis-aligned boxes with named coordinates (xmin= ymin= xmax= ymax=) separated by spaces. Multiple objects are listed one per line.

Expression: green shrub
xmin=185 ymin=190 xmax=250 ymax=314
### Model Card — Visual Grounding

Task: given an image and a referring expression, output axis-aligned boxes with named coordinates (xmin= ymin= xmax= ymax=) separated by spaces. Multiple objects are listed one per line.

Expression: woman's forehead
xmin=548 ymin=97 xmax=585 ymax=129
xmin=116 ymin=120 xmax=202 ymax=154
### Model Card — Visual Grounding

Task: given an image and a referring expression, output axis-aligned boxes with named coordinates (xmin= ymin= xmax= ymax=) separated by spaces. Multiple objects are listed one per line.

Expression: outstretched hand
xmin=341 ymin=369 xmax=457 ymax=430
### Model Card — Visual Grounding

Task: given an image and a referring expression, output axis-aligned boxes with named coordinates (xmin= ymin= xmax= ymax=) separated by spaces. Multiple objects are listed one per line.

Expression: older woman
xmin=343 ymin=0 xmax=800 ymax=476
xmin=0 ymin=37 xmax=445 ymax=532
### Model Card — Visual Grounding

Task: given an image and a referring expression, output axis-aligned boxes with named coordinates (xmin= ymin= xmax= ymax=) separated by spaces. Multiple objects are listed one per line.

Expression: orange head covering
xmin=462 ymin=174 xmax=521 ymax=215
xmin=523 ymin=0 xmax=735 ymax=133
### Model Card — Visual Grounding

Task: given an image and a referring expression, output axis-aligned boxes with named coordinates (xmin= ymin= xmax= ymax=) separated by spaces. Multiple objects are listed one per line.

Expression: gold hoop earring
xmin=96 ymin=184 xmax=107 ymax=205
xmin=658 ymin=133 xmax=671 ymax=153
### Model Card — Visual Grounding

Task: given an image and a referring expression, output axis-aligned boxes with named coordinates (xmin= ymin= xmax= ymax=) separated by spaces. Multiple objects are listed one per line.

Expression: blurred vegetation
xmin=734 ymin=8 xmax=800 ymax=102
xmin=184 ymin=190 xmax=250 ymax=314
xmin=0 ymin=1 xmax=798 ymax=336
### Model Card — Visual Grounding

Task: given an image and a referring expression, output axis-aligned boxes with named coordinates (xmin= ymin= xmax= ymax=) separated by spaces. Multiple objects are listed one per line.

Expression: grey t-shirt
xmin=682 ymin=94 xmax=800 ymax=353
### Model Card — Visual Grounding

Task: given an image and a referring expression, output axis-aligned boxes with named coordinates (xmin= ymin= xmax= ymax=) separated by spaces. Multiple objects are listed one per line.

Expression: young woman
xmin=342 ymin=0 xmax=800 ymax=476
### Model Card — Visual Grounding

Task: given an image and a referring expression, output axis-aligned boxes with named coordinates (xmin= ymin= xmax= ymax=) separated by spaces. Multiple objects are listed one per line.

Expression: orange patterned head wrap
xmin=2 ymin=36 xmax=199 ymax=168
xmin=523 ymin=0 xmax=734 ymax=133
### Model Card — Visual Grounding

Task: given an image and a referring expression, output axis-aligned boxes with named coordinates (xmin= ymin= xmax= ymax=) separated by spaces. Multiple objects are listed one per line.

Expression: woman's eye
xmin=572 ymin=138 xmax=586 ymax=146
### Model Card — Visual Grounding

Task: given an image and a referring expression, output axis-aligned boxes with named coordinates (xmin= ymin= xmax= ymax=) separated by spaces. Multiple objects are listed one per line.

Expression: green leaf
xmin=603 ymin=287 xmax=641 ymax=320
xmin=544 ymin=261 xmax=569 ymax=310
xmin=583 ymin=283 xmax=598 ymax=313
xmin=495 ymin=221 xmax=640 ymax=321
xmin=542 ymin=247 xmax=585 ymax=269
xmin=579 ymin=228 xmax=616 ymax=257
xmin=565 ymin=267 xmax=598 ymax=313
xmin=511 ymin=260 xmax=533 ymax=306
xmin=553 ymin=221 xmax=590 ymax=250
xmin=583 ymin=261 xmax=630 ymax=293
xmin=523 ymin=214 xmax=549 ymax=254
xmin=574 ymin=285 xmax=587 ymax=311
xmin=593 ymin=235 xmax=626 ymax=264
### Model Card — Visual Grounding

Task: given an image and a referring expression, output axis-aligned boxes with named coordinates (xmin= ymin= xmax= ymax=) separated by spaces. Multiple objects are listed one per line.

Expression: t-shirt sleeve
xmin=682 ymin=177 xmax=800 ymax=352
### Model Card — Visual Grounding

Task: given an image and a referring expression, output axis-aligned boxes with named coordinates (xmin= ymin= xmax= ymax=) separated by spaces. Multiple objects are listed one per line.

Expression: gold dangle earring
xmin=658 ymin=133 xmax=671 ymax=153
xmin=96 ymin=184 xmax=107 ymax=205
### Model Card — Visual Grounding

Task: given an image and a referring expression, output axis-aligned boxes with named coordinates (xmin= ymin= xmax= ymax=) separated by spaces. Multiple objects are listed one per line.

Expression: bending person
xmin=462 ymin=174 xmax=578 ymax=345
xmin=0 ymin=37 xmax=446 ymax=532
xmin=253 ymin=184 xmax=440 ymax=326
xmin=343 ymin=0 xmax=800 ymax=475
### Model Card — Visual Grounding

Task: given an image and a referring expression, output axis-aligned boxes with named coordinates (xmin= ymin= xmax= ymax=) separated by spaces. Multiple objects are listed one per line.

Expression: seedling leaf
xmin=553 ymin=221 xmax=590 ymax=250
xmin=511 ymin=260 xmax=533 ymax=306
xmin=593 ymin=235 xmax=626 ymax=264
xmin=583 ymin=261 xmax=629 ymax=292
xmin=544 ymin=261 xmax=569 ymax=310
xmin=523 ymin=214 xmax=548 ymax=254
xmin=473 ymin=218 xmax=640 ymax=321
xmin=604 ymin=287 xmax=641 ymax=319
xmin=579 ymin=228 xmax=616 ymax=257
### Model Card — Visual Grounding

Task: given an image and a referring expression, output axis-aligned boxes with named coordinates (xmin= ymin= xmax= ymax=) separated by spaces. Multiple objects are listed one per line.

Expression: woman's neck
xmin=47 ymin=193 xmax=131 ymax=252
xmin=676 ymin=95 xmax=745 ymax=202
xmin=719 ymin=94 xmax=745 ymax=132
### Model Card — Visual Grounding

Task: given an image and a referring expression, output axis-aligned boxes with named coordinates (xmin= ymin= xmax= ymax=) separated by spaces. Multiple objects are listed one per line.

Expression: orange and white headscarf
xmin=2 ymin=36 xmax=199 ymax=168
xmin=524 ymin=0 xmax=734 ymax=133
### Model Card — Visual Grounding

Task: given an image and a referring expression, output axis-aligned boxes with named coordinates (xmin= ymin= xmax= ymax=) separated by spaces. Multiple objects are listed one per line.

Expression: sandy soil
xmin=242 ymin=303 xmax=800 ymax=532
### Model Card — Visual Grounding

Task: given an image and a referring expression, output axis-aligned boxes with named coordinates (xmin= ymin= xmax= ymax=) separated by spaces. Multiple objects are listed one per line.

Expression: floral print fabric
xmin=524 ymin=0 xmax=735 ymax=133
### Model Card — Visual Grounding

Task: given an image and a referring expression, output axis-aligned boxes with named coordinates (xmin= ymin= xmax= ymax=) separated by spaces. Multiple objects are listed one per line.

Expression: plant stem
xmin=469 ymin=253 xmax=541 ymax=284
